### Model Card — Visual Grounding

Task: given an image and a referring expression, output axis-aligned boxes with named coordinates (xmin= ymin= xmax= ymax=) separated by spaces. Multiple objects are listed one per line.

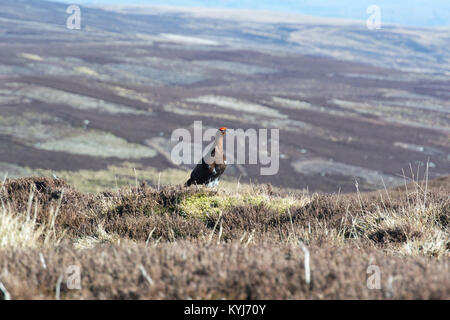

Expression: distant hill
xmin=51 ymin=0 xmax=450 ymax=27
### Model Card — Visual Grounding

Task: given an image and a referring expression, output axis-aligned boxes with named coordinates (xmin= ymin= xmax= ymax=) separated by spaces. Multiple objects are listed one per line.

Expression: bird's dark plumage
xmin=185 ymin=127 xmax=227 ymax=187
xmin=186 ymin=151 xmax=226 ymax=187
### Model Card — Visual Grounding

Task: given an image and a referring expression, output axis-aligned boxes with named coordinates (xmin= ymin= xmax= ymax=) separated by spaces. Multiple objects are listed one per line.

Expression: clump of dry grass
xmin=0 ymin=206 xmax=44 ymax=248
xmin=0 ymin=180 xmax=65 ymax=248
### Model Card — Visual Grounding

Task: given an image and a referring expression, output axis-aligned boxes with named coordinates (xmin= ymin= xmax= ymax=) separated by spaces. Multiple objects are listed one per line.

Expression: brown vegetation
xmin=0 ymin=176 xmax=448 ymax=299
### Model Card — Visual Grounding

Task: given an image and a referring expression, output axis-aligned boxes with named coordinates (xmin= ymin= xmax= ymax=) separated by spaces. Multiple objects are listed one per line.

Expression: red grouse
xmin=186 ymin=127 xmax=227 ymax=187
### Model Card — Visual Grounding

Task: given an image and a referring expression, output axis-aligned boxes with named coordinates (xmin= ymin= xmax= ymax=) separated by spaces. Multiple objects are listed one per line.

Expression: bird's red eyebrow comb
xmin=219 ymin=127 xmax=227 ymax=131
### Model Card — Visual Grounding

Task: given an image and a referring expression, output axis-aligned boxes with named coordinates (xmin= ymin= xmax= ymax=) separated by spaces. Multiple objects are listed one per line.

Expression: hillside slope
xmin=0 ymin=0 xmax=449 ymax=193
xmin=0 ymin=176 xmax=448 ymax=299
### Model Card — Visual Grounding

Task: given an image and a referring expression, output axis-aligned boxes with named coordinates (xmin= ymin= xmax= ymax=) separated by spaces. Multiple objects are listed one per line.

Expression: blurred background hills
xmin=0 ymin=0 xmax=449 ymax=193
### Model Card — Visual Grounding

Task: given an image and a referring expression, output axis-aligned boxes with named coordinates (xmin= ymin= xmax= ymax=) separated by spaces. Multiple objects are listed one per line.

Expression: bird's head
xmin=218 ymin=127 xmax=227 ymax=135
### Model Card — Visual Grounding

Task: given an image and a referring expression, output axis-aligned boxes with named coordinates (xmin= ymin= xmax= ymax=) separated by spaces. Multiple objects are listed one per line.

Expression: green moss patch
xmin=178 ymin=192 xmax=299 ymax=219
